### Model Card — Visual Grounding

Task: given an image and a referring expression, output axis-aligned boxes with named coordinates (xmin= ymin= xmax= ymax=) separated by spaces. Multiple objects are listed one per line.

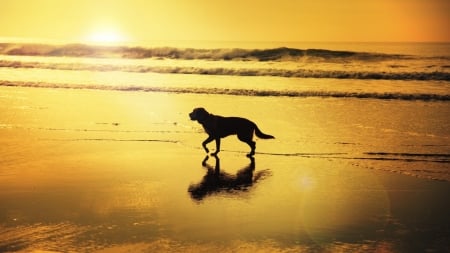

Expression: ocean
xmin=1 ymin=41 xmax=450 ymax=100
xmin=0 ymin=41 xmax=449 ymax=252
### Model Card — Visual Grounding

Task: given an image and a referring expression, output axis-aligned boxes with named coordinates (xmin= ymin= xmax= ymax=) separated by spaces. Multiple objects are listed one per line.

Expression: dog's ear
xmin=193 ymin=107 xmax=209 ymax=121
xmin=196 ymin=107 xmax=207 ymax=114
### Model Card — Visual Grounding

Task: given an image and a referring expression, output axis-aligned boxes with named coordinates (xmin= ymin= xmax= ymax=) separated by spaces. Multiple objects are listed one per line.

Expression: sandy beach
xmin=0 ymin=86 xmax=449 ymax=252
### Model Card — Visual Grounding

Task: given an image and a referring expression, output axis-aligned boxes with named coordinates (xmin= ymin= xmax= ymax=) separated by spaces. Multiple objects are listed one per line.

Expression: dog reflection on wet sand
xmin=188 ymin=156 xmax=271 ymax=201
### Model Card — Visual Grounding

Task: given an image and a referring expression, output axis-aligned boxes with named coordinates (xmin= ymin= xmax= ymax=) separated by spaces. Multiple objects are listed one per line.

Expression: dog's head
xmin=189 ymin=107 xmax=209 ymax=122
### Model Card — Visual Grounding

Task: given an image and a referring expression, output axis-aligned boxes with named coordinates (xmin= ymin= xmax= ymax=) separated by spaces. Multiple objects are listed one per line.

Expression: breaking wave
xmin=1 ymin=81 xmax=449 ymax=101
xmin=0 ymin=43 xmax=414 ymax=61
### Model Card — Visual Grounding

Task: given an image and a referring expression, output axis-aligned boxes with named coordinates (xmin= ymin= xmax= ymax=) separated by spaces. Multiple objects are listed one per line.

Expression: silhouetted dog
xmin=189 ymin=107 xmax=274 ymax=156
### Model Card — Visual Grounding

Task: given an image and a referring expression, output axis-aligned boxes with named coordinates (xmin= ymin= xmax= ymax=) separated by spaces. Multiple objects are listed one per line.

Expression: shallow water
xmin=0 ymin=87 xmax=449 ymax=252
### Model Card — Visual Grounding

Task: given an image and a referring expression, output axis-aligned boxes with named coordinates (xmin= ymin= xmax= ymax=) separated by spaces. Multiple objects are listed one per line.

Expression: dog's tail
xmin=254 ymin=125 xmax=275 ymax=139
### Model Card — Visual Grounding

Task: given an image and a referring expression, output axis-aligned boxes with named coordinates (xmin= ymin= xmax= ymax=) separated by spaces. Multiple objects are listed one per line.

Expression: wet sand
xmin=0 ymin=86 xmax=449 ymax=252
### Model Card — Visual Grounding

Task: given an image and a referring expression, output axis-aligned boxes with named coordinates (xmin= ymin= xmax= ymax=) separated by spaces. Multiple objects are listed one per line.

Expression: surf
xmin=2 ymin=80 xmax=449 ymax=101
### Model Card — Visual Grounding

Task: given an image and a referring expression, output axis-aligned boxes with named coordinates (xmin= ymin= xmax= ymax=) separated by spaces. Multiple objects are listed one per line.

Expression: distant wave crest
xmin=2 ymin=81 xmax=449 ymax=101
xmin=0 ymin=43 xmax=414 ymax=61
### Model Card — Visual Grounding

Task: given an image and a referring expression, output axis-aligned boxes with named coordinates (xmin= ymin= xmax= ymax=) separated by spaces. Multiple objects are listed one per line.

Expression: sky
xmin=0 ymin=0 xmax=449 ymax=43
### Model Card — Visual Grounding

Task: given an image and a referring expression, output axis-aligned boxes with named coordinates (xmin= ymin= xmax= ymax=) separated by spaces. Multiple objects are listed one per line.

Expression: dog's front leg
xmin=202 ymin=136 xmax=214 ymax=154
xmin=211 ymin=138 xmax=221 ymax=156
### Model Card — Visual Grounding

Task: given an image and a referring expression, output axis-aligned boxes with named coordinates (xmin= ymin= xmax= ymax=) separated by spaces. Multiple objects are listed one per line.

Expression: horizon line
xmin=1 ymin=36 xmax=450 ymax=45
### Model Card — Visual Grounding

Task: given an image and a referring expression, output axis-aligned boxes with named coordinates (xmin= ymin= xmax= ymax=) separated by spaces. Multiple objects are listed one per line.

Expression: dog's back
xmin=215 ymin=116 xmax=255 ymax=137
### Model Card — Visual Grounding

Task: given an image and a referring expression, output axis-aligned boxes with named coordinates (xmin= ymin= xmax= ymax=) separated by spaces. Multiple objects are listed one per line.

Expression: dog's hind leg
xmin=238 ymin=133 xmax=256 ymax=156
xmin=246 ymin=140 xmax=256 ymax=157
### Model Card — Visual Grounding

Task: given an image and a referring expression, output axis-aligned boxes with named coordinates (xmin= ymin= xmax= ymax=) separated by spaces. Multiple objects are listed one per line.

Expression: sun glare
xmin=86 ymin=29 xmax=125 ymax=44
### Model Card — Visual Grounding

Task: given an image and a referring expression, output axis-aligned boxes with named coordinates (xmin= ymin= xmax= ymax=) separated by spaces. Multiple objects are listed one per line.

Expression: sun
xmin=85 ymin=29 xmax=126 ymax=45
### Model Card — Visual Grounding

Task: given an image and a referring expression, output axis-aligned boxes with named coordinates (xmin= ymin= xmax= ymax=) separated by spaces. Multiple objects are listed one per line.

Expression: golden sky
xmin=0 ymin=0 xmax=449 ymax=43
